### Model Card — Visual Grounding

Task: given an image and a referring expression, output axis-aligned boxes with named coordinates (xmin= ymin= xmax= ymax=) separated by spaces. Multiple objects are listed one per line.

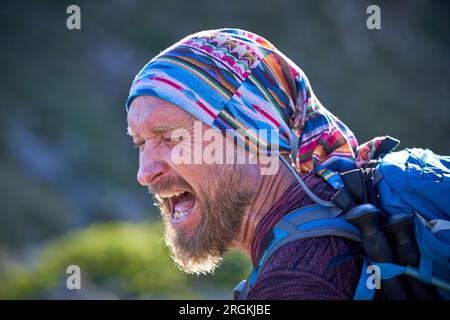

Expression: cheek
xmin=173 ymin=163 xmax=208 ymax=186
xmin=187 ymin=164 xmax=223 ymax=188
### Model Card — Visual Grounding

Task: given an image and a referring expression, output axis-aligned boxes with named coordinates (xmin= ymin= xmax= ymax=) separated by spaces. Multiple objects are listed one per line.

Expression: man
xmin=125 ymin=29 xmax=387 ymax=299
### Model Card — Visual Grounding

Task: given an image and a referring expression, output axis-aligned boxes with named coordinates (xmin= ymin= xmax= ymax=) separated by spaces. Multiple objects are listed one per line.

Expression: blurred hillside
xmin=0 ymin=0 xmax=449 ymax=299
xmin=0 ymin=221 xmax=251 ymax=299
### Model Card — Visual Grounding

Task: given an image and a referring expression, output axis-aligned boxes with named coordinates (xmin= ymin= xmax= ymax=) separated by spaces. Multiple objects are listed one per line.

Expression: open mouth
xmin=159 ymin=190 xmax=196 ymax=224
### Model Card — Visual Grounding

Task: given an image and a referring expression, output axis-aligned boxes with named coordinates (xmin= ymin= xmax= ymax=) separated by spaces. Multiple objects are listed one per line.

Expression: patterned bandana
xmin=126 ymin=28 xmax=388 ymax=189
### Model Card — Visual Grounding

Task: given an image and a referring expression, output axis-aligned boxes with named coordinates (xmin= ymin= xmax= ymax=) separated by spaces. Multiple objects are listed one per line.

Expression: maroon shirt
xmin=246 ymin=173 xmax=363 ymax=300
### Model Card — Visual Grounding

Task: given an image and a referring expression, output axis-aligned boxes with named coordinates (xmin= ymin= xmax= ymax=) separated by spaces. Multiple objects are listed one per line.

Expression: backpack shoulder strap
xmin=235 ymin=204 xmax=361 ymax=300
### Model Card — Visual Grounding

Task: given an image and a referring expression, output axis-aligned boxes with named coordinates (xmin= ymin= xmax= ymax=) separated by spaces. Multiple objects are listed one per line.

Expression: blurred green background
xmin=0 ymin=0 xmax=449 ymax=299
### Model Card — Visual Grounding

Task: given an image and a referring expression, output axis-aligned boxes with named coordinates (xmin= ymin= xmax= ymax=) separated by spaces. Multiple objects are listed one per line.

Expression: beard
xmin=152 ymin=164 xmax=257 ymax=275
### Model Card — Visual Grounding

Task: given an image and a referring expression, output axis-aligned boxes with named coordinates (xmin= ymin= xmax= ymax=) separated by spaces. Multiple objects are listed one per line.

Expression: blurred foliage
xmin=0 ymin=221 xmax=251 ymax=299
xmin=0 ymin=0 xmax=449 ymax=299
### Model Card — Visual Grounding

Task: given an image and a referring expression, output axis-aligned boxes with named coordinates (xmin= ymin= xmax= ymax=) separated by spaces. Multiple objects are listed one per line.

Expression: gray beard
xmin=157 ymin=168 xmax=256 ymax=274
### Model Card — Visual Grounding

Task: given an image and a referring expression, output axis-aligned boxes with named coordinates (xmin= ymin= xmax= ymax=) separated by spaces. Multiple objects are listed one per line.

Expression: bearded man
xmin=125 ymin=29 xmax=388 ymax=300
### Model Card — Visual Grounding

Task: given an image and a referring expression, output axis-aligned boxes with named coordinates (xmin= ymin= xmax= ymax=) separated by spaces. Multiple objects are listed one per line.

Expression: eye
xmin=162 ymin=135 xmax=183 ymax=144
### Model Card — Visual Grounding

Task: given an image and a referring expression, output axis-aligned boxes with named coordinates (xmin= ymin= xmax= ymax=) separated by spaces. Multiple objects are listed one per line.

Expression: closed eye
xmin=161 ymin=135 xmax=183 ymax=143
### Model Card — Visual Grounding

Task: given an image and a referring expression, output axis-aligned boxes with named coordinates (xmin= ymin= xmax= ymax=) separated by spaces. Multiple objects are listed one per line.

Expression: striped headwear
xmin=126 ymin=28 xmax=388 ymax=189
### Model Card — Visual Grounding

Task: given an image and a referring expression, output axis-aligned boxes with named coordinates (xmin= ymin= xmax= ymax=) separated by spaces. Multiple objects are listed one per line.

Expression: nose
xmin=137 ymin=160 xmax=168 ymax=186
xmin=137 ymin=147 xmax=168 ymax=187
xmin=137 ymin=138 xmax=171 ymax=186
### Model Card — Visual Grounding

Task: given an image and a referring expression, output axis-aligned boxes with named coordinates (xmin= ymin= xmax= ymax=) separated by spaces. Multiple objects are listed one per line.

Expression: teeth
xmin=173 ymin=211 xmax=187 ymax=219
xmin=159 ymin=191 xmax=185 ymax=199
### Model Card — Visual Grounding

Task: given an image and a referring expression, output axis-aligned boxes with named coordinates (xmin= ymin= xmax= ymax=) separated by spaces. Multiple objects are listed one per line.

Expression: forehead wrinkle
xmin=129 ymin=98 xmax=159 ymax=139
xmin=130 ymin=96 xmax=198 ymax=139
xmin=144 ymin=110 xmax=195 ymax=136
xmin=127 ymin=100 xmax=143 ymax=138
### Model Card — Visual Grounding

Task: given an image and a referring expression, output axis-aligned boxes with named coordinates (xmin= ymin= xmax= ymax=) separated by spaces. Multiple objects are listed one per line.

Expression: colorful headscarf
xmin=126 ymin=28 xmax=388 ymax=189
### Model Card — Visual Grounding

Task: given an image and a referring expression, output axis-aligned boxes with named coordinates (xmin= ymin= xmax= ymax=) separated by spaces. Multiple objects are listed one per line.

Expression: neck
xmin=231 ymin=159 xmax=296 ymax=258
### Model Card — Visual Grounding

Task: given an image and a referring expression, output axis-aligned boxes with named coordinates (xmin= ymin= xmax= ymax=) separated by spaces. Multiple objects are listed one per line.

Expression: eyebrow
xmin=149 ymin=126 xmax=178 ymax=134
xmin=127 ymin=125 xmax=177 ymax=138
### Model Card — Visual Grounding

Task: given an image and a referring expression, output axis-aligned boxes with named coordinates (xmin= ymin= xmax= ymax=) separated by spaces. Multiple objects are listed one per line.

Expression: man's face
xmin=127 ymin=96 xmax=259 ymax=274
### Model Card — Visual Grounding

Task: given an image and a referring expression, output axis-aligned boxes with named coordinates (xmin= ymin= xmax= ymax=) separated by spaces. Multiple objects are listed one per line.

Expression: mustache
xmin=147 ymin=176 xmax=194 ymax=197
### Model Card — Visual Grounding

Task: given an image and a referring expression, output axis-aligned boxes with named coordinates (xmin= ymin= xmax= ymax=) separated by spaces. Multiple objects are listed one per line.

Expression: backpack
xmin=234 ymin=142 xmax=450 ymax=300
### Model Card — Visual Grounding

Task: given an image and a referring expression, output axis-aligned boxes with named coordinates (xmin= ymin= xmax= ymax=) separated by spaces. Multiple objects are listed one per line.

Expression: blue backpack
xmin=235 ymin=143 xmax=450 ymax=300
